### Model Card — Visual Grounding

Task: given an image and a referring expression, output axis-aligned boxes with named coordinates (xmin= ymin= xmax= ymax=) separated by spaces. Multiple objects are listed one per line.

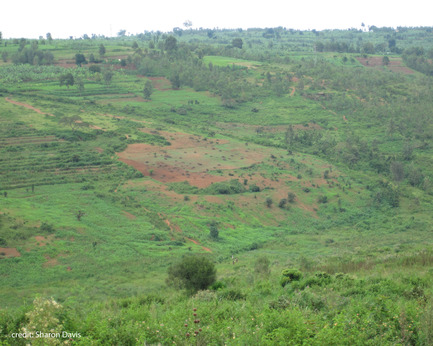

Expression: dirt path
xmin=290 ymin=87 xmax=296 ymax=96
xmin=156 ymin=212 xmax=212 ymax=252
xmin=5 ymin=97 xmax=55 ymax=116
xmin=185 ymin=237 xmax=212 ymax=252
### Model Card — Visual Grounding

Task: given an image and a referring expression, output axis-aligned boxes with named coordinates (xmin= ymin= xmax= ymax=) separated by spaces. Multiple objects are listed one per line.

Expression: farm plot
xmin=117 ymin=130 xmax=271 ymax=188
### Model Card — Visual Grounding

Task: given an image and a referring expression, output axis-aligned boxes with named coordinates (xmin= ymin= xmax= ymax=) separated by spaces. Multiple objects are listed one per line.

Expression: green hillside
xmin=1 ymin=27 xmax=433 ymax=344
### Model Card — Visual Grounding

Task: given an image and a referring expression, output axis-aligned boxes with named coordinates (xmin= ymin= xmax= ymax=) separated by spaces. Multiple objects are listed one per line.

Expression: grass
xmin=1 ymin=30 xmax=433 ymax=344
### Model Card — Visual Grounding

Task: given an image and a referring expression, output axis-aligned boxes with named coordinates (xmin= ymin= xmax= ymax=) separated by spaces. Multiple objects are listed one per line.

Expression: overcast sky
xmin=2 ymin=0 xmax=432 ymax=39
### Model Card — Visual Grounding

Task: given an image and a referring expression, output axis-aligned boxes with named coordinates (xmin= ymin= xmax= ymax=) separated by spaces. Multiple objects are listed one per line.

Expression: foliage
xmin=166 ymin=255 xmax=216 ymax=293
xmin=280 ymin=269 xmax=303 ymax=287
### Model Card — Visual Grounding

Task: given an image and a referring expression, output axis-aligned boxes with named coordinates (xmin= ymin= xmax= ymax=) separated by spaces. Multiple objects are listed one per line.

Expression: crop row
xmin=0 ymin=165 xmax=119 ymax=190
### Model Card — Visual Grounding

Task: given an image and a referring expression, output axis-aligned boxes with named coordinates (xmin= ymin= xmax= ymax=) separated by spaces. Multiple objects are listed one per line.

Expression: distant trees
xmin=12 ymin=46 xmax=54 ymax=65
xmin=166 ymin=255 xmax=216 ymax=293
xmin=59 ymin=73 xmax=74 ymax=88
xmin=232 ymin=38 xmax=243 ymax=49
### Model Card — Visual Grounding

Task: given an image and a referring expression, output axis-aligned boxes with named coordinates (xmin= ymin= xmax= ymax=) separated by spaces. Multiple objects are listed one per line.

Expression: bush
xmin=166 ymin=255 xmax=216 ymax=293
xmin=265 ymin=197 xmax=273 ymax=208
xmin=280 ymin=269 xmax=302 ymax=287
xmin=249 ymin=184 xmax=260 ymax=192
xmin=203 ymin=179 xmax=246 ymax=195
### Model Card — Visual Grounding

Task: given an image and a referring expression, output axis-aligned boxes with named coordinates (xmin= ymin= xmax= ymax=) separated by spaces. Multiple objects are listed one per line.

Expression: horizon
xmin=2 ymin=0 xmax=432 ymax=39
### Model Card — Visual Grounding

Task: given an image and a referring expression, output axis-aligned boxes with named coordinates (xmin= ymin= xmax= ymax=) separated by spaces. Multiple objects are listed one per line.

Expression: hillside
xmin=1 ymin=27 xmax=433 ymax=344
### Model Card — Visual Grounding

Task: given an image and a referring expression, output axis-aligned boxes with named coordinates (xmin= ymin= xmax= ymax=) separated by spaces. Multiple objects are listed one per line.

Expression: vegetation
xmin=1 ymin=25 xmax=433 ymax=344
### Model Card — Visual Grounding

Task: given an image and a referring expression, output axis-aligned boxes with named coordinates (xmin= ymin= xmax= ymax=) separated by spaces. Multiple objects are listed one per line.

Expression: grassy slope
xmin=1 ymin=33 xmax=433 ymax=343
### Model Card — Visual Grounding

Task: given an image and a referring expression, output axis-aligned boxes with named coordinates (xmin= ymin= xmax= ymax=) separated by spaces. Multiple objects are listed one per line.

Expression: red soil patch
xmin=185 ymin=238 xmax=212 ymax=252
xmin=356 ymin=57 xmax=414 ymax=74
xmin=43 ymin=255 xmax=59 ymax=268
xmin=0 ymin=247 xmax=21 ymax=258
xmin=34 ymin=235 xmax=55 ymax=246
xmin=5 ymin=97 xmax=55 ymax=116
xmin=143 ymin=77 xmax=172 ymax=91
xmin=117 ymin=130 xmax=266 ymax=188
xmin=122 ymin=211 xmax=137 ymax=220
xmin=205 ymin=195 xmax=224 ymax=204
xmin=95 ymin=147 xmax=104 ymax=153
xmin=55 ymin=59 xmax=77 ymax=68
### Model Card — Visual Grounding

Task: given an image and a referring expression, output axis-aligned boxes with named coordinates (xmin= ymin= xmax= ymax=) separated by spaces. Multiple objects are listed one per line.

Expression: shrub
xmin=287 ymin=192 xmax=296 ymax=203
xmin=210 ymin=281 xmax=227 ymax=291
xmin=265 ymin=197 xmax=273 ymax=208
xmin=203 ymin=179 xmax=246 ymax=195
xmin=278 ymin=198 xmax=287 ymax=208
xmin=166 ymin=255 xmax=216 ymax=293
xmin=280 ymin=269 xmax=302 ymax=287
xmin=249 ymin=184 xmax=260 ymax=192
xmin=317 ymin=195 xmax=328 ymax=204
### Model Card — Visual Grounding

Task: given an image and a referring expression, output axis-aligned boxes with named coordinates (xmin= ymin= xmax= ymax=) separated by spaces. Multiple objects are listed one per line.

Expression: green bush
xmin=203 ymin=179 xmax=246 ymax=195
xmin=280 ymin=269 xmax=302 ymax=287
xmin=166 ymin=254 xmax=216 ymax=293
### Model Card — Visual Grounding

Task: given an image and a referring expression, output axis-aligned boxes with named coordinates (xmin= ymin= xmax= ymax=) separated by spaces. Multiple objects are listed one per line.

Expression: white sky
xmin=2 ymin=0 xmax=432 ymax=39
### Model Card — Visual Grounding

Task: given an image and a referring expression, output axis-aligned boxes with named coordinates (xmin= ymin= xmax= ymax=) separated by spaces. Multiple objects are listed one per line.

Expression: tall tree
xmin=164 ymin=36 xmax=178 ymax=55
xmin=59 ymin=73 xmax=74 ymax=88
xmin=75 ymin=53 xmax=86 ymax=66
xmin=143 ymin=80 xmax=153 ymax=100
xmin=99 ymin=44 xmax=106 ymax=57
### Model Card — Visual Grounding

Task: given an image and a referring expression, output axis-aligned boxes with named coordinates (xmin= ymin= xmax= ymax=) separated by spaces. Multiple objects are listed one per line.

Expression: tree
xmin=232 ymin=38 xmax=243 ymax=49
xmin=169 ymin=72 xmax=181 ymax=89
xmin=59 ymin=73 xmax=74 ymax=88
xmin=102 ymin=69 xmax=114 ymax=85
xmin=59 ymin=115 xmax=89 ymax=132
xmin=99 ymin=44 xmax=106 ymax=57
xmin=75 ymin=53 xmax=87 ymax=66
xmin=183 ymin=20 xmax=193 ymax=29
xmin=164 ymin=35 xmax=178 ymax=54
xmin=1 ymin=51 xmax=8 ymax=63
xmin=166 ymin=255 xmax=216 ymax=293
xmin=143 ymin=80 xmax=153 ymax=100
xmin=46 ymin=32 xmax=53 ymax=44
xmin=382 ymin=56 xmax=390 ymax=66
xmin=76 ymin=77 xmax=85 ymax=96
